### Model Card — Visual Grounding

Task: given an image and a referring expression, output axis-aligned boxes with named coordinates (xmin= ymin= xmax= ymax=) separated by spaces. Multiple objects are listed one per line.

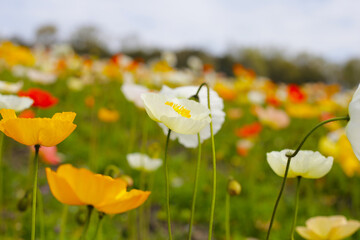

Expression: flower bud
xmin=17 ymin=190 xmax=31 ymax=212
xmin=227 ymin=179 xmax=241 ymax=196
xmin=120 ymin=175 xmax=134 ymax=188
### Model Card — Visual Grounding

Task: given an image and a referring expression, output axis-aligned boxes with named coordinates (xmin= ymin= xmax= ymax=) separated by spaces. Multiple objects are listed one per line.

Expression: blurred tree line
xmin=4 ymin=24 xmax=360 ymax=88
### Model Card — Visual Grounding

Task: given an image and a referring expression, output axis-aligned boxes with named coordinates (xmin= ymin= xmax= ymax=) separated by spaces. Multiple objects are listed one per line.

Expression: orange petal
xmin=45 ymin=167 xmax=83 ymax=205
xmin=96 ymin=190 xmax=150 ymax=214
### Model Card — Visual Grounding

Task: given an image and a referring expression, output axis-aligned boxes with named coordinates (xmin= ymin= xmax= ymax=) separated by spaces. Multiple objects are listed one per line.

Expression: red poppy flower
xmin=18 ymin=88 xmax=58 ymax=108
xmin=235 ymin=122 xmax=262 ymax=138
xmin=19 ymin=109 xmax=36 ymax=118
xmin=287 ymin=84 xmax=306 ymax=103
xmin=266 ymin=95 xmax=281 ymax=107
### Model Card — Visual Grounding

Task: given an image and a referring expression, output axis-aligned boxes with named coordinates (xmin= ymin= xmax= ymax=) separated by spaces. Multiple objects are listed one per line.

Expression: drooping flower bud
xmin=227 ymin=179 xmax=241 ymax=196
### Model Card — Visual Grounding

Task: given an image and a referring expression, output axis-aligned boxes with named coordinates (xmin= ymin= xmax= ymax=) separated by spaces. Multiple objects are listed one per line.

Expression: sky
xmin=1 ymin=0 xmax=360 ymax=62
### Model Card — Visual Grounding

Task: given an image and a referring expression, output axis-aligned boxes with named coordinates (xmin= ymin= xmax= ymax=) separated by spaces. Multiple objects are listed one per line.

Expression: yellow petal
xmin=1 ymin=119 xmax=42 ymax=146
xmin=52 ymin=112 xmax=76 ymax=122
xmin=0 ymin=109 xmax=17 ymax=120
xmin=296 ymin=226 xmax=322 ymax=240
xmin=306 ymin=216 xmax=347 ymax=238
xmin=38 ymin=120 xmax=77 ymax=146
xmin=45 ymin=167 xmax=84 ymax=205
xmin=96 ymin=190 xmax=150 ymax=214
xmin=329 ymin=220 xmax=360 ymax=239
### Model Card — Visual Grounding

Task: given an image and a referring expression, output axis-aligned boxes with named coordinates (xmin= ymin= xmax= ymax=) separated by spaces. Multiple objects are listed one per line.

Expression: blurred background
xmin=1 ymin=0 xmax=360 ymax=87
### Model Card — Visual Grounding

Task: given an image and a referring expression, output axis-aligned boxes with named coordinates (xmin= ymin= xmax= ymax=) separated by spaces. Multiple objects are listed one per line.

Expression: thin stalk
xmin=205 ymin=83 xmax=217 ymax=240
xmin=141 ymin=116 xmax=148 ymax=153
xmin=164 ymin=129 xmax=173 ymax=240
xmin=0 ymin=133 xmax=4 ymax=237
xmin=266 ymin=156 xmax=292 ymax=240
xmin=291 ymin=177 xmax=302 ymax=240
xmin=287 ymin=116 xmax=349 ymax=158
xmin=188 ymin=133 xmax=202 ymax=240
xmin=145 ymin=174 xmax=155 ymax=238
xmin=92 ymin=212 xmax=105 ymax=240
xmin=139 ymin=170 xmax=146 ymax=240
xmin=60 ymin=205 xmax=68 ymax=240
xmin=225 ymin=193 xmax=230 ymax=240
xmin=38 ymin=188 xmax=45 ymax=240
xmin=127 ymin=210 xmax=137 ymax=240
xmin=80 ymin=205 xmax=94 ymax=240
xmin=128 ymin=107 xmax=137 ymax=154
xmin=0 ymin=133 xmax=4 ymax=212
xmin=31 ymin=144 xmax=40 ymax=240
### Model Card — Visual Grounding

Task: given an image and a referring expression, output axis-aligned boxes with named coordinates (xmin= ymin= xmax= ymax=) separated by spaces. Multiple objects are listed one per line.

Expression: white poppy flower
xmin=346 ymin=84 xmax=360 ymax=161
xmin=27 ymin=69 xmax=57 ymax=84
xmin=158 ymin=85 xmax=225 ymax=148
xmin=121 ymin=83 xmax=149 ymax=109
xmin=141 ymin=92 xmax=211 ymax=135
xmin=127 ymin=153 xmax=162 ymax=172
xmin=267 ymin=149 xmax=333 ymax=179
xmin=0 ymin=80 xmax=23 ymax=93
xmin=0 ymin=94 xmax=33 ymax=112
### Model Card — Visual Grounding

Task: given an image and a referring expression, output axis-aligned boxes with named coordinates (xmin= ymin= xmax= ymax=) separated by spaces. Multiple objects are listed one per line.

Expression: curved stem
xmin=266 ymin=156 xmax=292 ymax=240
xmin=204 ymin=83 xmax=217 ymax=240
xmin=225 ymin=193 xmax=230 ymax=240
xmin=80 ymin=205 xmax=94 ymax=240
xmin=267 ymin=116 xmax=349 ymax=239
xmin=188 ymin=133 xmax=202 ymax=240
xmin=291 ymin=177 xmax=302 ymax=240
xmin=287 ymin=116 xmax=349 ymax=158
xmin=31 ymin=144 xmax=40 ymax=240
xmin=164 ymin=129 xmax=173 ymax=240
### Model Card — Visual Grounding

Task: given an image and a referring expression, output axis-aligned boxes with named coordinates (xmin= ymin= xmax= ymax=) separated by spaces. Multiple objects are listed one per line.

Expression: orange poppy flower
xmin=46 ymin=164 xmax=150 ymax=214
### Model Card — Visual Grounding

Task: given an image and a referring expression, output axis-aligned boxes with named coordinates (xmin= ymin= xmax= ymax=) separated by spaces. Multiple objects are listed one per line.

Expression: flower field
xmin=0 ymin=41 xmax=359 ymax=239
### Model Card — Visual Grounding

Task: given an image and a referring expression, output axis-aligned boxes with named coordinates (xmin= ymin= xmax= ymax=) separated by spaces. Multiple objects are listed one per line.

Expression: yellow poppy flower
xmin=296 ymin=216 xmax=360 ymax=239
xmin=97 ymin=108 xmax=119 ymax=123
xmin=0 ymin=109 xmax=76 ymax=147
xmin=46 ymin=164 xmax=150 ymax=214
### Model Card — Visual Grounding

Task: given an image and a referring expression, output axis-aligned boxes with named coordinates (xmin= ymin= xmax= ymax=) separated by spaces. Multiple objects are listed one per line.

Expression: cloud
xmin=1 ymin=0 xmax=360 ymax=61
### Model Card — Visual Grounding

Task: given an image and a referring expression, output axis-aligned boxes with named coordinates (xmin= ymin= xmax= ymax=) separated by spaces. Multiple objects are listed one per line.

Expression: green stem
xmin=31 ymin=144 xmax=40 ymax=240
xmin=188 ymin=133 xmax=202 ymax=240
xmin=286 ymin=116 xmax=349 ymax=158
xmin=0 ymin=133 xmax=4 ymax=212
xmin=291 ymin=177 xmax=302 ymax=240
xmin=266 ymin=156 xmax=292 ymax=240
xmin=38 ymin=187 xmax=45 ymax=240
xmin=225 ymin=193 xmax=230 ymax=240
xmin=80 ymin=205 xmax=94 ymax=240
xmin=164 ymin=129 xmax=173 ymax=240
xmin=139 ymin=170 xmax=146 ymax=240
xmin=60 ymin=205 xmax=68 ymax=240
xmin=92 ymin=212 xmax=105 ymax=240
xmin=128 ymin=107 xmax=137 ymax=154
xmin=205 ymin=83 xmax=217 ymax=240
xmin=145 ymin=174 xmax=154 ymax=238
xmin=266 ymin=116 xmax=349 ymax=240
xmin=141 ymin=116 xmax=148 ymax=153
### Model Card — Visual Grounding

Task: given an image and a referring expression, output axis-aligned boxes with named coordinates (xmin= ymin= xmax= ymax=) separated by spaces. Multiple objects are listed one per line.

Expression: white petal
xmin=346 ymin=84 xmax=360 ymax=161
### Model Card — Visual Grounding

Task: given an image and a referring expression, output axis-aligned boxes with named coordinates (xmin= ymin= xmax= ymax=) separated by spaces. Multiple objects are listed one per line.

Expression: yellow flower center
xmin=165 ymin=101 xmax=191 ymax=118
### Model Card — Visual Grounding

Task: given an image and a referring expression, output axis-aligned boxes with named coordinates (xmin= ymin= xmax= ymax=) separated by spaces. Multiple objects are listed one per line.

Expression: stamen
xmin=165 ymin=101 xmax=191 ymax=118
